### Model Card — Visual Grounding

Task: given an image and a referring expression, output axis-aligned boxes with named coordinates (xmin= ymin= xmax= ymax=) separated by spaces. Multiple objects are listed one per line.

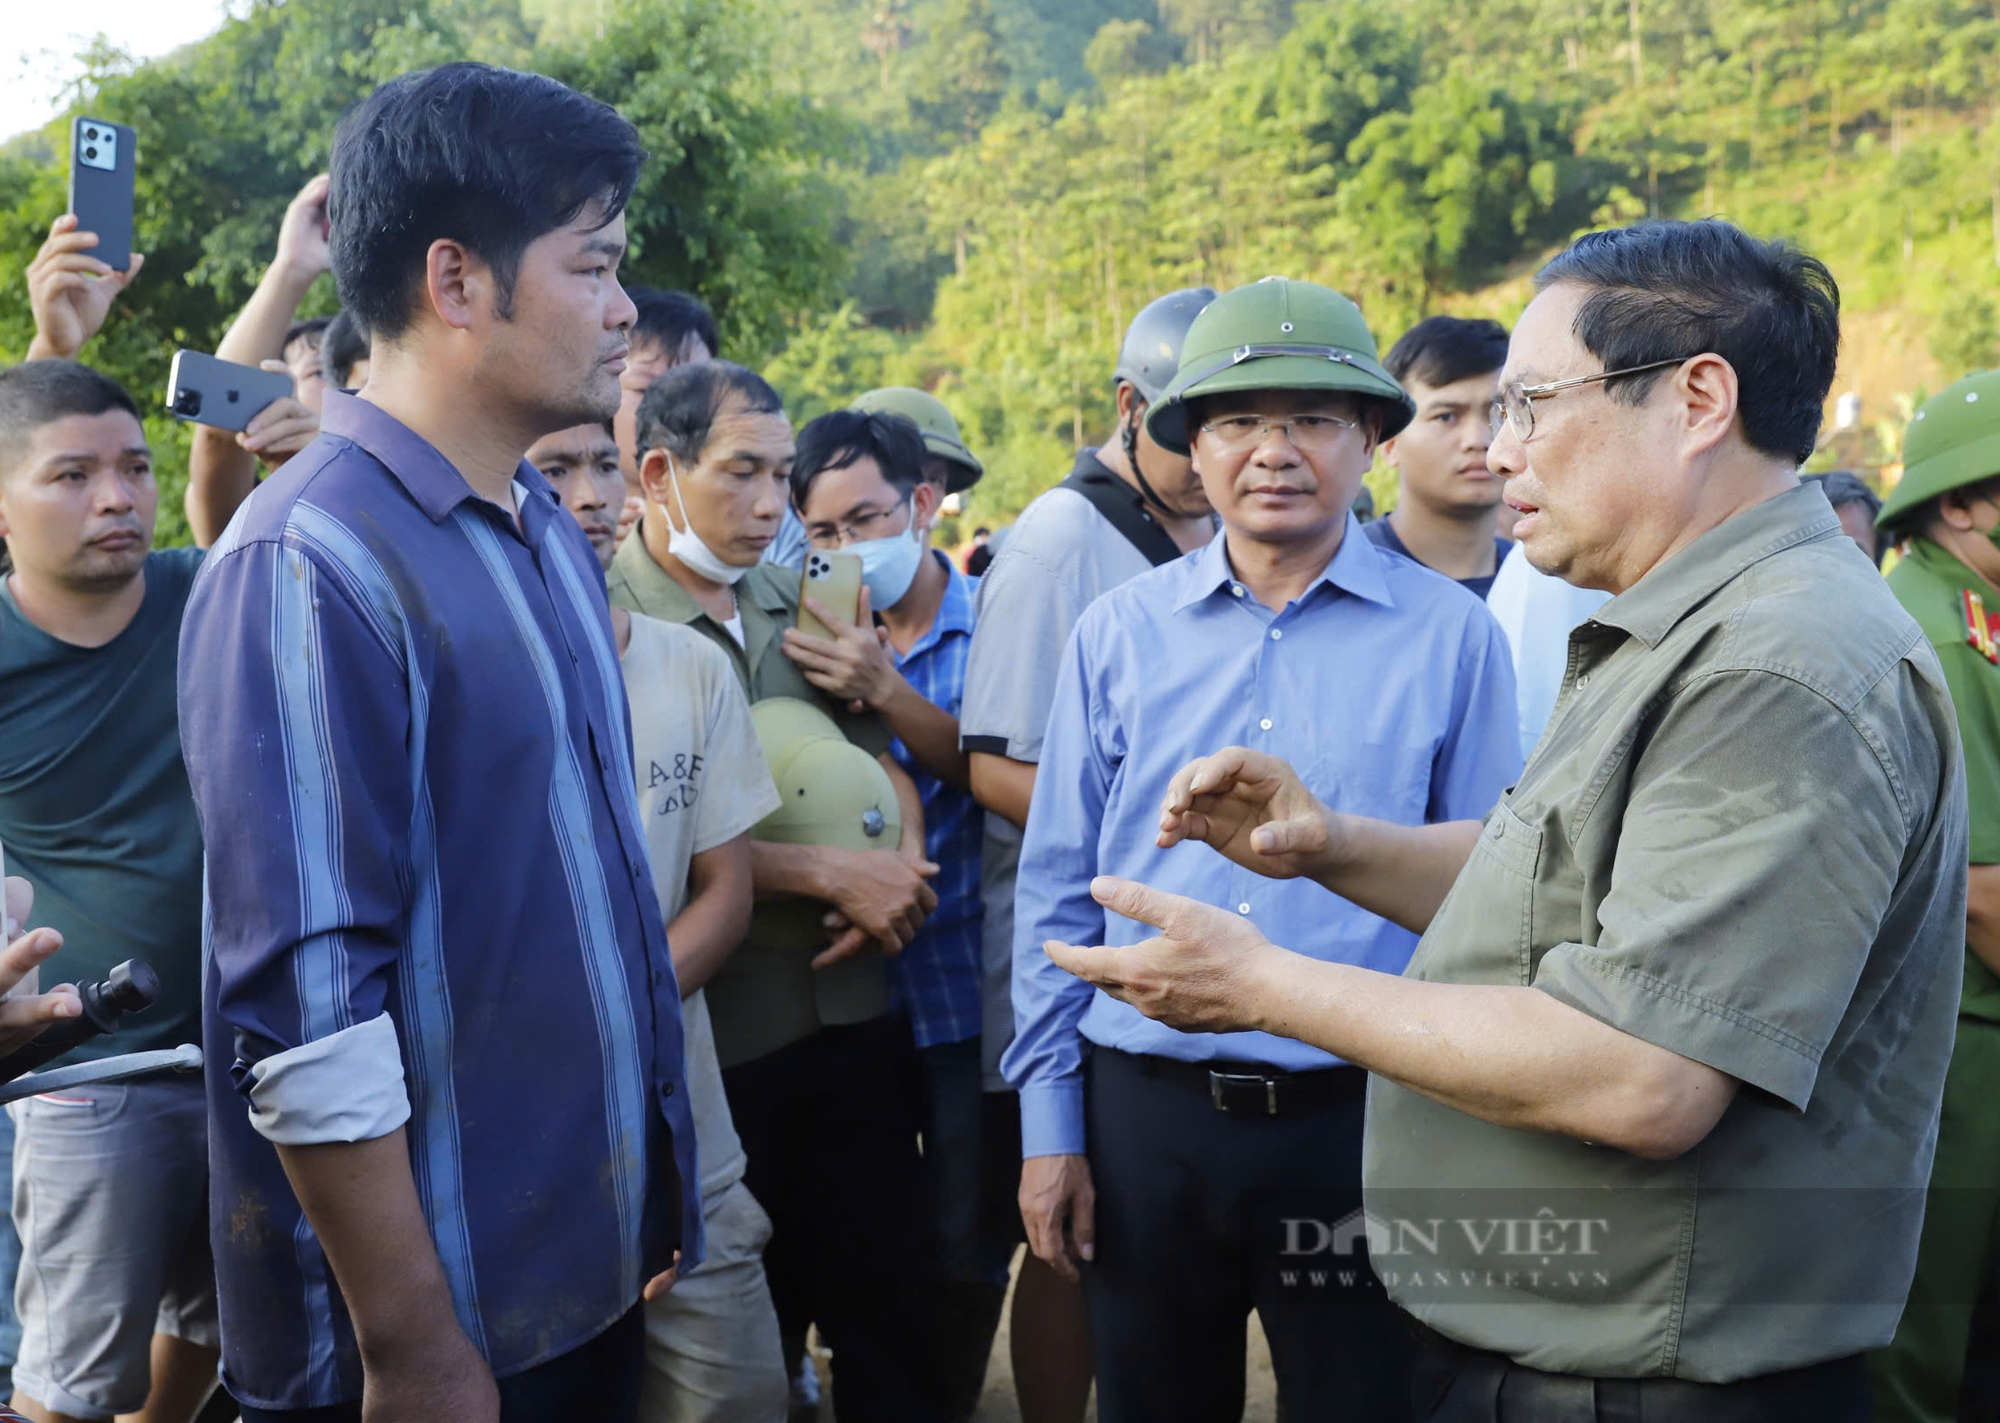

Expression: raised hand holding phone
xmin=168 ymin=350 xmax=297 ymax=433
xmin=24 ymin=215 xmax=144 ymax=362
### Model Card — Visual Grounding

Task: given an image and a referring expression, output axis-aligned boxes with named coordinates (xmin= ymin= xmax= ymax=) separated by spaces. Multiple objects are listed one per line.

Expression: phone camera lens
xmin=173 ymin=389 xmax=202 ymax=418
xmin=84 ymin=127 xmax=99 ymax=140
xmin=226 ymin=389 xmax=241 ymax=403
xmin=83 ymin=146 xmax=97 ymax=160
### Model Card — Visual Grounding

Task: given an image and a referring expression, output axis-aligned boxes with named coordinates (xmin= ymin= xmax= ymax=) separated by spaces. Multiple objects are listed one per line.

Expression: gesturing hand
xmin=25 ymin=215 xmax=144 ymax=361
xmin=1044 ymin=876 xmax=1283 ymax=1035
xmin=1157 ymin=747 xmax=1340 ymax=883
xmin=0 ymin=877 xmax=82 ymax=1059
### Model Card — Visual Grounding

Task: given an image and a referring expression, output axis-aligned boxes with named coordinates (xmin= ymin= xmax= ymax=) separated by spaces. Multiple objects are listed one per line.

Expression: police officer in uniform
xmin=1872 ymin=369 xmax=2000 ymax=1423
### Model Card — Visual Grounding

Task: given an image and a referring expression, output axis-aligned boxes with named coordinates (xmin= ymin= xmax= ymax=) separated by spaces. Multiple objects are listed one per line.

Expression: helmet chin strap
xmin=1121 ymin=407 xmax=1177 ymax=518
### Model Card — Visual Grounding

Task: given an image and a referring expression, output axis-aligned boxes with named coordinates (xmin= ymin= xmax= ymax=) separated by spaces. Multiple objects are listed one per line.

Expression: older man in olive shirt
xmin=1044 ymin=220 xmax=1965 ymax=1422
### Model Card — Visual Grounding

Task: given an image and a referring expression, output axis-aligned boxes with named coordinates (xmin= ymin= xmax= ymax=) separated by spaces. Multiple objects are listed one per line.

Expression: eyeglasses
xmin=806 ymin=496 xmax=911 ymax=549
xmin=1488 ymin=357 xmax=1695 ymax=444
xmin=1197 ymin=412 xmax=1362 ymax=453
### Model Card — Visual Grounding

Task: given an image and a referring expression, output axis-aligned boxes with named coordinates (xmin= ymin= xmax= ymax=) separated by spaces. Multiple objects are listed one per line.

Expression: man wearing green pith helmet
xmin=1004 ymin=276 xmax=1521 ymax=1421
xmin=1872 ymin=370 xmax=2000 ymax=1423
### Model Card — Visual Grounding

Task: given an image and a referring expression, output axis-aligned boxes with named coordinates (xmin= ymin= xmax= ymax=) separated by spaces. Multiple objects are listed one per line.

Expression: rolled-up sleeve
xmin=1001 ymin=615 xmax=1120 ymax=1157
xmin=1532 ymin=669 xmax=1913 ymax=1110
xmin=180 ymin=536 xmax=415 ymax=1144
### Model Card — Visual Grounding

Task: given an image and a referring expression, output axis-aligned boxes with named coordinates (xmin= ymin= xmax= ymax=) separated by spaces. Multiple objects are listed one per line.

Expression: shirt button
xmin=1270 ymin=628 xmax=1283 ymax=641
xmin=1237 ymin=903 xmax=1252 ymax=915
xmin=1231 ymin=584 xmax=1245 ymax=598
xmin=1259 ymin=718 xmax=1273 ymax=731
xmin=1576 ymin=675 xmax=1589 ymax=688
xmin=660 ymin=1082 xmax=675 ymax=1098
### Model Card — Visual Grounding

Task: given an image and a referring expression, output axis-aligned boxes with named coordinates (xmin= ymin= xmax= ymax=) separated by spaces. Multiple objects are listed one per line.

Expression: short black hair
xmin=1814 ymin=469 xmax=1880 ymax=520
xmin=631 ymin=288 xmax=719 ymax=363
xmin=282 ymin=317 xmax=332 ymax=360
xmin=1813 ymin=470 xmax=1886 ymax=565
xmin=635 ymin=360 xmax=784 ymax=467
xmin=790 ymin=409 xmax=927 ymax=512
xmin=0 ymin=360 xmax=143 ymax=476
xmin=1384 ymin=316 xmax=1509 ymax=390
xmin=1535 ymin=219 xmax=1840 ymax=466
xmin=320 ymin=310 xmax=369 ymax=389
xmin=328 ymin=62 xmax=645 ymax=342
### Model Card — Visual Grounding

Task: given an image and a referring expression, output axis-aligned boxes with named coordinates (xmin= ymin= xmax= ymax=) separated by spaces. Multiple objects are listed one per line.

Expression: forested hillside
xmin=3 ymin=0 xmax=1996 ymax=533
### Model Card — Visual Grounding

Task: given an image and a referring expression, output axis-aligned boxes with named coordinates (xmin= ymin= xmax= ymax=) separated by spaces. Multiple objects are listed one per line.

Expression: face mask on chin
xmin=662 ymin=453 xmax=752 ymax=587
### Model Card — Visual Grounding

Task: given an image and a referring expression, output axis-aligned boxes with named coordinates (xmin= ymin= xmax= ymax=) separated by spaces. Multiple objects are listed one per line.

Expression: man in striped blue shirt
xmin=178 ymin=65 xmax=698 ymax=1422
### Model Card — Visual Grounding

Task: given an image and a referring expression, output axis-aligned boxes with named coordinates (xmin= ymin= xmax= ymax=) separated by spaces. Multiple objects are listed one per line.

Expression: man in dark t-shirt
xmin=0 ymin=360 xmax=217 ymax=1423
xmin=1368 ymin=316 xmax=1514 ymax=600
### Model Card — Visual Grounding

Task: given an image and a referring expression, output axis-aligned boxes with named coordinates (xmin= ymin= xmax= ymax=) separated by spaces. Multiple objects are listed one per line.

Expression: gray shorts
xmin=10 ymin=1075 xmax=216 ymax=1420
xmin=639 ymin=1177 xmax=788 ymax=1423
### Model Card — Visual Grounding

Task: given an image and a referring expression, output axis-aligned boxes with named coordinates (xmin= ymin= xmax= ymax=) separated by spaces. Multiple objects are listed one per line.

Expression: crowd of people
xmin=0 ymin=54 xmax=1995 ymax=1423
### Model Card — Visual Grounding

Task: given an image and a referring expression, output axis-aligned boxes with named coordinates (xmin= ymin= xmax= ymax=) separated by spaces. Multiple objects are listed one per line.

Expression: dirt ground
xmin=809 ymin=1248 xmax=1280 ymax=1422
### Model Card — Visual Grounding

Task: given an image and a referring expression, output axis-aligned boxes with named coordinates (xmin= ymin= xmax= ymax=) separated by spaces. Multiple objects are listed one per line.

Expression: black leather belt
xmin=1120 ymin=1051 xmax=1366 ymax=1117
xmin=1407 ymin=1321 xmax=1872 ymax=1422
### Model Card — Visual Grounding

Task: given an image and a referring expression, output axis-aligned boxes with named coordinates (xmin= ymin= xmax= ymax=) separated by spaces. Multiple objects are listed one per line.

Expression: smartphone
xmin=798 ymin=551 xmax=864 ymax=639
xmin=68 ymin=117 xmax=136 ymax=273
xmin=166 ymin=351 xmax=294 ymax=433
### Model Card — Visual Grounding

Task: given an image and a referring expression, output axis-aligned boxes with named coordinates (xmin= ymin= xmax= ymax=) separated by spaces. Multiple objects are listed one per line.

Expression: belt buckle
xmin=1209 ymin=1070 xmax=1279 ymax=1116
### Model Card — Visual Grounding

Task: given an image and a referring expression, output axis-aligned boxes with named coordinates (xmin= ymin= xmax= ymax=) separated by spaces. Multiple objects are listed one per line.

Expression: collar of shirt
xmin=1171 ymin=515 xmax=1396 ymax=615
xmin=318 ymin=390 xmax=560 ymax=536
xmin=894 ymin=550 xmax=977 ymax=666
xmin=608 ymin=520 xmax=793 ymax=625
xmin=1899 ymin=532 xmax=1993 ymax=600
xmin=1591 ymin=482 xmax=1840 ymax=650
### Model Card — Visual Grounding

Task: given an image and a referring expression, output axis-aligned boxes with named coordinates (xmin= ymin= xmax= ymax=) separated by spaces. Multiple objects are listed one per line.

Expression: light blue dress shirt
xmin=1004 ymin=520 xmax=1523 ymax=1158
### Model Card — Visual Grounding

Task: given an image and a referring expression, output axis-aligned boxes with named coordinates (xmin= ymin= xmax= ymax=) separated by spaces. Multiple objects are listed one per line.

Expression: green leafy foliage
xmin=5 ymin=0 xmax=2000 ymax=534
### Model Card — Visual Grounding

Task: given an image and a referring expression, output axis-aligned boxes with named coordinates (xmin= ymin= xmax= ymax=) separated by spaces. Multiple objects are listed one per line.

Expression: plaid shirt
xmin=888 ymin=553 xmax=986 ymax=1048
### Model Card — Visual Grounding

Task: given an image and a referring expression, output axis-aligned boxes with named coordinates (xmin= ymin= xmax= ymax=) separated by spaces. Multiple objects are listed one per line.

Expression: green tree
xmin=904 ymin=0 xmax=1013 ymax=139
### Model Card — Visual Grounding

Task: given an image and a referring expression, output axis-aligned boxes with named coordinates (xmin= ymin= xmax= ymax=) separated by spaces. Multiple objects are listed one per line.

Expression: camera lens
xmin=174 ymin=389 xmax=202 ymax=417
xmin=84 ymin=146 xmax=97 ymax=161
xmin=84 ymin=126 xmax=98 ymax=140
xmin=226 ymin=389 xmax=240 ymax=403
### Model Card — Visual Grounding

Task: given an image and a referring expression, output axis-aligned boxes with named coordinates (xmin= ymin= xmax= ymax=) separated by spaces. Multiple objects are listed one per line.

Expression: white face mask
xmin=847 ymin=499 xmax=927 ymax=610
xmin=661 ymin=453 xmax=751 ymax=587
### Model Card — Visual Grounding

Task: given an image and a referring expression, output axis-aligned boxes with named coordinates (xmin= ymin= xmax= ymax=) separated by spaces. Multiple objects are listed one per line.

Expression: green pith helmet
xmin=1878 ymin=369 xmax=2000 ymax=529
xmin=1143 ymin=277 xmax=1415 ymax=455
xmin=747 ymin=698 xmax=902 ymax=956
xmin=851 ymin=386 xmax=984 ymax=494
